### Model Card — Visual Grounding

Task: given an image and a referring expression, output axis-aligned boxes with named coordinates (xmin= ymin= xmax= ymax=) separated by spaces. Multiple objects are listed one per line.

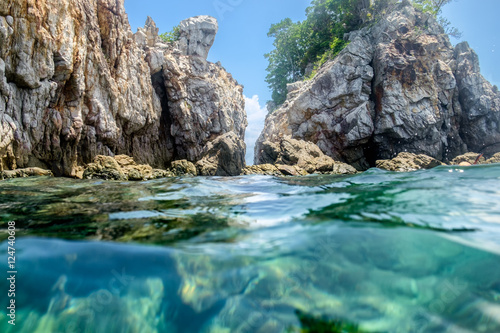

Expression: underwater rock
xmin=22 ymin=277 xmax=170 ymax=333
xmin=255 ymin=1 xmax=500 ymax=169
xmin=376 ymin=152 xmax=444 ymax=172
xmin=83 ymin=155 xmax=172 ymax=181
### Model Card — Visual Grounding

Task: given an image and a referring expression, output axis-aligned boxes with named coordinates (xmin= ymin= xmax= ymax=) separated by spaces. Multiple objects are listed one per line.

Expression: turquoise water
xmin=1 ymin=164 xmax=500 ymax=332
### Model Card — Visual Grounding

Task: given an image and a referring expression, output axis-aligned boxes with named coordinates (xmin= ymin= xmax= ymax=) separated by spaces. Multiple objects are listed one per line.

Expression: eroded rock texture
xmin=256 ymin=1 xmax=500 ymax=170
xmin=138 ymin=15 xmax=247 ymax=175
xmin=0 ymin=1 xmax=246 ymax=176
xmin=255 ymin=137 xmax=357 ymax=175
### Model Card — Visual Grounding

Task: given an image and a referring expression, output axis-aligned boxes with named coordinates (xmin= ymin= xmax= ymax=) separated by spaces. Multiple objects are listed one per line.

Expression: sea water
xmin=0 ymin=164 xmax=499 ymax=332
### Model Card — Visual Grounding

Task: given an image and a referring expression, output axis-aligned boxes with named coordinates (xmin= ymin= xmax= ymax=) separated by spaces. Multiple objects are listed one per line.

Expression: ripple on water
xmin=0 ymin=166 xmax=500 ymax=332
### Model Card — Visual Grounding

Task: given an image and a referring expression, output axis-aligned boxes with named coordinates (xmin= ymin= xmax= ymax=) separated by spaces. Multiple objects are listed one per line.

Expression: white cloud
xmin=244 ymin=95 xmax=267 ymax=165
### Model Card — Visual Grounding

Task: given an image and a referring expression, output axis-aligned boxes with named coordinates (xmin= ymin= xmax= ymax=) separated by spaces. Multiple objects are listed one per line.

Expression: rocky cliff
xmin=0 ymin=0 xmax=246 ymax=176
xmin=255 ymin=0 xmax=500 ymax=170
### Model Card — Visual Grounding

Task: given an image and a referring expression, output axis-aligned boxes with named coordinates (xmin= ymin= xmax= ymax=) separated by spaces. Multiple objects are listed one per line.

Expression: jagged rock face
xmin=138 ymin=16 xmax=246 ymax=167
xmin=256 ymin=1 xmax=500 ymax=169
xmin=0 ymin=1 xmax=246 ymax=176
xmin=257 ymin=137 xmax=357 ymax=175
xmin=196 ymin=132 xmax=246 ymax=176
xmin=134 ymin=16 xmax=159 ymax=48
xmin=454 ymin=42 xmax=500 ymax=155
xmin=178 ymin=16 xmax=218 ymax=59
xmin=0 ymin=0 xmax=162 ymax=176
xmin=370 ymin=3 xmax=463 ymax=162
xmin=161 ymin=54 xmax=246 ymax=162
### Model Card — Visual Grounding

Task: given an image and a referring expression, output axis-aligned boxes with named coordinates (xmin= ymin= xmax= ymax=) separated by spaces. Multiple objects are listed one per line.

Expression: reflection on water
xmin=1 ymin=164 xmax=500 ymax=332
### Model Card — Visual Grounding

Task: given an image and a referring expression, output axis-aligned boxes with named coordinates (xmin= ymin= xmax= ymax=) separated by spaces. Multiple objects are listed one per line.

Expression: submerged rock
xmin=376 ymin=152 xmax=444 ymax=172
xmin=83 ymin=155 xmax=172 ymax=181
xmin=25 ymin=276 xmax=170 ymax=333
xmin=256 ymin=1 xmax=500 ymax=170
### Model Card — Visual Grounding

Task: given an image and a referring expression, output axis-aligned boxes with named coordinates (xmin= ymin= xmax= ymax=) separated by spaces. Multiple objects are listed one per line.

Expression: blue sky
xmin=124 ymin=0 xmax=500 ymax=164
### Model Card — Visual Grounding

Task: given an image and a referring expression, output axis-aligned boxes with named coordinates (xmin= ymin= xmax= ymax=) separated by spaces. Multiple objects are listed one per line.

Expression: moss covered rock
xmin=376 ymin=153 xmax=444 ymax=172
xmin=83 ymin=155 xmax=172 ymax=181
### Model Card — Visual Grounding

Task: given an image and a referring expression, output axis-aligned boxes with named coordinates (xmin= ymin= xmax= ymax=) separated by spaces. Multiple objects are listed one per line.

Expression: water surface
xmin=1 ymin=165 xmax=500 ymax=332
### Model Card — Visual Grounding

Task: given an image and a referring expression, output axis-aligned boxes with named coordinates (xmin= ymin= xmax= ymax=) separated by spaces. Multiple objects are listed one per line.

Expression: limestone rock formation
xmin=196 ymin=132 xmax=246 ymax=176
xmin=449 ymin=152 xmax=500 ymax=166
xmin=254 ymin=136 xmax=357 ymax=175
xmin=170 ymin=159 xmax=197 ymax=176
xmin=454 ymin=42 xmax=500 ymax=155
xmin=83 ymin=155 xmax=172 ymax=181
xmin=137 ymin=16 xmax=247 ymax=172
xmin=1 ymin=167 xmax=53 ymax=179
xmin=242 ymin=164 xmax=282 ymax=176
xmin=134 ymin=16 xmax=159 ymax=48
xmin=256 ymin=1 xmax=500 ymax=170
xmin=376 ymin=152 xmax=444 ymax=172
xmin=486 ymin=153 xmax=500 ymax=164
xmin=0 ymin=1 xmax=246 ymax=177
xmin=178 ymin=16 xmax=218 ymax=59
xmin=450 ymin=152 xmax=485 ymax=166
xmin=0 ymin=0 xmax=162 ymax=176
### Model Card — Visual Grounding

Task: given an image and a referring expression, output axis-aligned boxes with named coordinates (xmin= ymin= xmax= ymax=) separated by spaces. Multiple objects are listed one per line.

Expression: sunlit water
xmin=1 ymin=164 xmax=500 ymax=332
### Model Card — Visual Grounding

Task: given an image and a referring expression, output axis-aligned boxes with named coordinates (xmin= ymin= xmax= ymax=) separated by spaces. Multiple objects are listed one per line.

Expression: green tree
xmin=265 ymin=0 xmax=460 ymax=111
xmin=265 ymin=18 xmax=308 ymax=107
xmin=159 ymin=25 xmax=181 ymax=43
xmin=265 ymin=0 xmax=372 ymax=112
xmin=412 ymin=0 xmax=461 ymax=38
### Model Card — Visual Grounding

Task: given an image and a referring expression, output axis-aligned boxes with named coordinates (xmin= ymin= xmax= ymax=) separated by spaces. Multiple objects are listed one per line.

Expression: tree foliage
xmin=159 ymin=25 xmax=181 ymax=43
xmin=413 ymin=0 xmax=462 ymax=38
xmin=265 ymin=0 xmax=460 ymax=111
